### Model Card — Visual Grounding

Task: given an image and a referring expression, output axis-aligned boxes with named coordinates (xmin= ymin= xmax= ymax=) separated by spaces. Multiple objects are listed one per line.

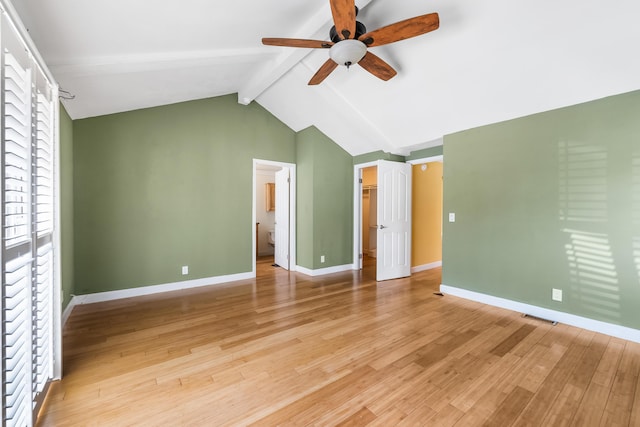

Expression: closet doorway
xmin=407 ymin=155 xmax=443 ymax=273
xmin=361 ymin=166 xmax=378 ymax=276
xmin=354 ymin=157 xmax=443 ymax=280
xmin=353 ymin=160 xmax=413 ymax=281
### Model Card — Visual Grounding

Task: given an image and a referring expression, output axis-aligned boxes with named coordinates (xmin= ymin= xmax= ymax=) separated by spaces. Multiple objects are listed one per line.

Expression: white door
xmin=377 ymin=160 xmax=412 ymax=281
xmin=274 ymin=168 xmax=290 ymax=269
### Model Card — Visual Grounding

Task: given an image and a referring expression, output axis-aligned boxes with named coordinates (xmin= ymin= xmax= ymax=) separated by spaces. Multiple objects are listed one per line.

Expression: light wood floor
xmin=38 ymin=257 xmax=640 ymax=426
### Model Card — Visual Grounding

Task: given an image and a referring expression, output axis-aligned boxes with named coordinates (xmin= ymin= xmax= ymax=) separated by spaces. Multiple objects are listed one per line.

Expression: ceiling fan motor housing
xmin=329 ymin=20 xmax=367 ymax=43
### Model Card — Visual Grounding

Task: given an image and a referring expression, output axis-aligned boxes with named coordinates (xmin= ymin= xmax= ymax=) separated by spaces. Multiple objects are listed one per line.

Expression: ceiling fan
xmin=262 ymin=0 xmax=439 ymax=85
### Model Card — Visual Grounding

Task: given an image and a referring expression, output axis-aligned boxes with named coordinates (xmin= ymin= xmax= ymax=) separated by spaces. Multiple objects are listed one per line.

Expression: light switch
xmin=449 ymin=213 xmax=456 ymax=222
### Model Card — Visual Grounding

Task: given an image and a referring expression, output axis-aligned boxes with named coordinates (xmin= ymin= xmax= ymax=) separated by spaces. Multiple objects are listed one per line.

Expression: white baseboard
xmin=61 ymin=297 xmax=78 ymax=327
xmin=440 ymin=284 xmax=640 ymax=344
xmin=69 ymin=271 xmax=255 ymax=307
xmin=411 ymin=261 xmax=442 ymax=273
xmin=61 ymin=265 xmax=354 ymax=326
xmin=296 ymin=264 xmax=354 ymax=277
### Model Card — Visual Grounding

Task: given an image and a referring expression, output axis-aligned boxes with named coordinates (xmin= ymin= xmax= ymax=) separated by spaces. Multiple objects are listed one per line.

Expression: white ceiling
xmin=12 ymin=0 xmax=640 ymax=156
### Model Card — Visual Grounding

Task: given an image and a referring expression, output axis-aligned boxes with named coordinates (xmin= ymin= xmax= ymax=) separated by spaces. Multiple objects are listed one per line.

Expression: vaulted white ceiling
xmin=12 ymin=0 xmax=640 ymax=156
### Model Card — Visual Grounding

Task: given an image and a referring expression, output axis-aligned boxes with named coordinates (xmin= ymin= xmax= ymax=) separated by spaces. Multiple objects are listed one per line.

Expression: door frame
xmin=353 ymin=155 xmax=443 ymax=273
xmin=252 ymin=159 xmax=296 ymax=275
xmin=352 ymin=161 xmax=378 ymax=270
xmin=406 ymin=154 xmax=444 ymax=273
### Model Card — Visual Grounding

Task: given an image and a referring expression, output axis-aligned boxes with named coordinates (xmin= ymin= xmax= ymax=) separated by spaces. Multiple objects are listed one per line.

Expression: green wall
xmin=296 ymin=126 xmax=353 ymax=269
xmin=406 ymin=145 xmax=443 ymax=161
xmin=73 ymin=95 xmax=296 ymax=293
xmin=443 ymin=90 xmax=640 ymax=329
xmin=60 ymin=104 xmax=74 ymax=309
xmin=353 ymin=145 xmax=444 ymax=165
xmin=353 ymin=150 xmax=405 ymax=164
xmin=71 ymin=96 xmax=356 ymax=295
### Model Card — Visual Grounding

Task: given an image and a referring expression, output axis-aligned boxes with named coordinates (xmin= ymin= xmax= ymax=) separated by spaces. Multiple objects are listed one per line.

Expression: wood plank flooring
xmin=37 ymin=257 xmax=640 ymax=426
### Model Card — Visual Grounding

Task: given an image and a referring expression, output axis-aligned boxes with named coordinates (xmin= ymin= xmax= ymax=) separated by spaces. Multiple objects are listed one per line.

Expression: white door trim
xmin=352 ymin=161 xmax=379 ymax=270
xmin=252 ymin=159 xmax=297 ymax=275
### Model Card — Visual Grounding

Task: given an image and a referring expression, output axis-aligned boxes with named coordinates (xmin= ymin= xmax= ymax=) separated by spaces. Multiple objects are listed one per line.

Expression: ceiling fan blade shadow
xmin=359 ymin=13 xmax=439 ymax=47
xmin=308 ymin=59 xmax=339 ymax=85
xmin=262 ymin=38 xmax=334 ymax=49
xmin=358 ymin=52 xmax=397 ymax=81
xmin=330 ymin=0 xmax=356 ymax=40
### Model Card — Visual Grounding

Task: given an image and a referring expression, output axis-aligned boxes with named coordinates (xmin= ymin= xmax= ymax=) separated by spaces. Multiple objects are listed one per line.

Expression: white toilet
xmin=267 ymin=229 xmax=276 ymax=247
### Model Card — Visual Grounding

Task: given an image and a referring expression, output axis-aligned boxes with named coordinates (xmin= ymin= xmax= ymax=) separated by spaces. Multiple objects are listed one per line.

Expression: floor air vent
xmin=522 ymin=313 xmax=558 ymax=326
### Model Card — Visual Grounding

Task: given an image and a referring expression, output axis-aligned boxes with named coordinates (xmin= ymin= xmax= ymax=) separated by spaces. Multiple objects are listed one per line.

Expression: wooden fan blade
xmin=262 ymin=38 xmax=334 ymax=49
xmin=359 ymin=13 xmax=439 ymax=47
xmin=308 ymin=59 xmax=339 ymax=85
xmin=330 ymin=0 xmax=356 ymax=40
xmin=358 ymin=52 xmax=397 ymax=81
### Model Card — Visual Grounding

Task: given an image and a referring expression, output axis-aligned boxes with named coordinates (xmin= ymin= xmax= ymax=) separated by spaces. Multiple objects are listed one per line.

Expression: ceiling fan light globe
xmin=329 ymin=39 xmax=367 ymax=67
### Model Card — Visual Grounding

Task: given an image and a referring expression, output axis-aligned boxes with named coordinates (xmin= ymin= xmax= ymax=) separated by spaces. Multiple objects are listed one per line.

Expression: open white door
xmin=377 ymin=160 xmax=412 ymax=281
xmin=274 ymin=168 xmax=290 ymax=269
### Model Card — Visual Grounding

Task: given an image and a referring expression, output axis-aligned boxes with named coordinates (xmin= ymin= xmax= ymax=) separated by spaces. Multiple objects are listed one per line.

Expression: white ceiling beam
xmin=237 ymin=0 xmax=373 ymax=105
xmin=50 ymin=48 xmax=272 ymax=78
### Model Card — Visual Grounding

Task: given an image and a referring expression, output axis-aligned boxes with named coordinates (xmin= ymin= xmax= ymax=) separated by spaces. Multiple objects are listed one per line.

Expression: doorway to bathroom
xmin=253 ymin=159 xmax=296 ymax=275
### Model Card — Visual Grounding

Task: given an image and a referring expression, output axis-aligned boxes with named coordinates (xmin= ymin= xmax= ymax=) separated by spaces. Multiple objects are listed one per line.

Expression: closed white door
xmin=274 ymin=168 xmax=290 ymax=269
xmin=376 ymin=160 xmax=412 ymax=281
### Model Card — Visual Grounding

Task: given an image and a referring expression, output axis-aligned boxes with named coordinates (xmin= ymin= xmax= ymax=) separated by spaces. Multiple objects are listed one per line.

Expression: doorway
xmin=253 ymin=159 xmax=296 ymax=276
xmin=353 ymin=155 xmax=443 ymax=280
xmin=353 ymin=160 xmax=413 ymax=281
xmin=360 ymin=165 xmax=378 ymax=278
xmin=407 ymin=155 xmax=444 ymax=273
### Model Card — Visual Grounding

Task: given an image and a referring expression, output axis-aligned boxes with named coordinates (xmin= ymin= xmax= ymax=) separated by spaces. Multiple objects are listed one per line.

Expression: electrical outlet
xmin=552 ymin=288 xmax=563 ymax=302
xmin=182 ymin=265 xmax=189 ymax=275
xmin=320 ymin=255 xmax=325 ymax=263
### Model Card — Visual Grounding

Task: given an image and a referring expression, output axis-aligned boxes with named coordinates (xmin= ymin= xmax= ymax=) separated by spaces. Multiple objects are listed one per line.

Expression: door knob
xmin=379 ymin=225 xmax=387 ymax=229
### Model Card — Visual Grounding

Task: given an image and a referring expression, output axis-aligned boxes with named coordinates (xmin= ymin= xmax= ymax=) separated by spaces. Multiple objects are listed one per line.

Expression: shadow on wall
xmin=559 ymin=140 xmax=640 ymax=323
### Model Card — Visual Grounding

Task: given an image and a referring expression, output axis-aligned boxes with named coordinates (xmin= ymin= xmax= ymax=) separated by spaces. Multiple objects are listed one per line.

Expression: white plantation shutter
xmin=3 ymin=52 xmax=30 ymax=248
xmin=33 ymin=243 xmax=53 ymax=395
xmin=4 ymin=254 xmax=32 ymax=427
xmin=36 ymin=93 xmax=53 ymax=236
xmin=1 ymin=3 xmax=61 ymax=426
xmin=33 ymin=89 xmax=55 ymax=400
xmin=3 ymin=49 xmax=35 ymax=427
